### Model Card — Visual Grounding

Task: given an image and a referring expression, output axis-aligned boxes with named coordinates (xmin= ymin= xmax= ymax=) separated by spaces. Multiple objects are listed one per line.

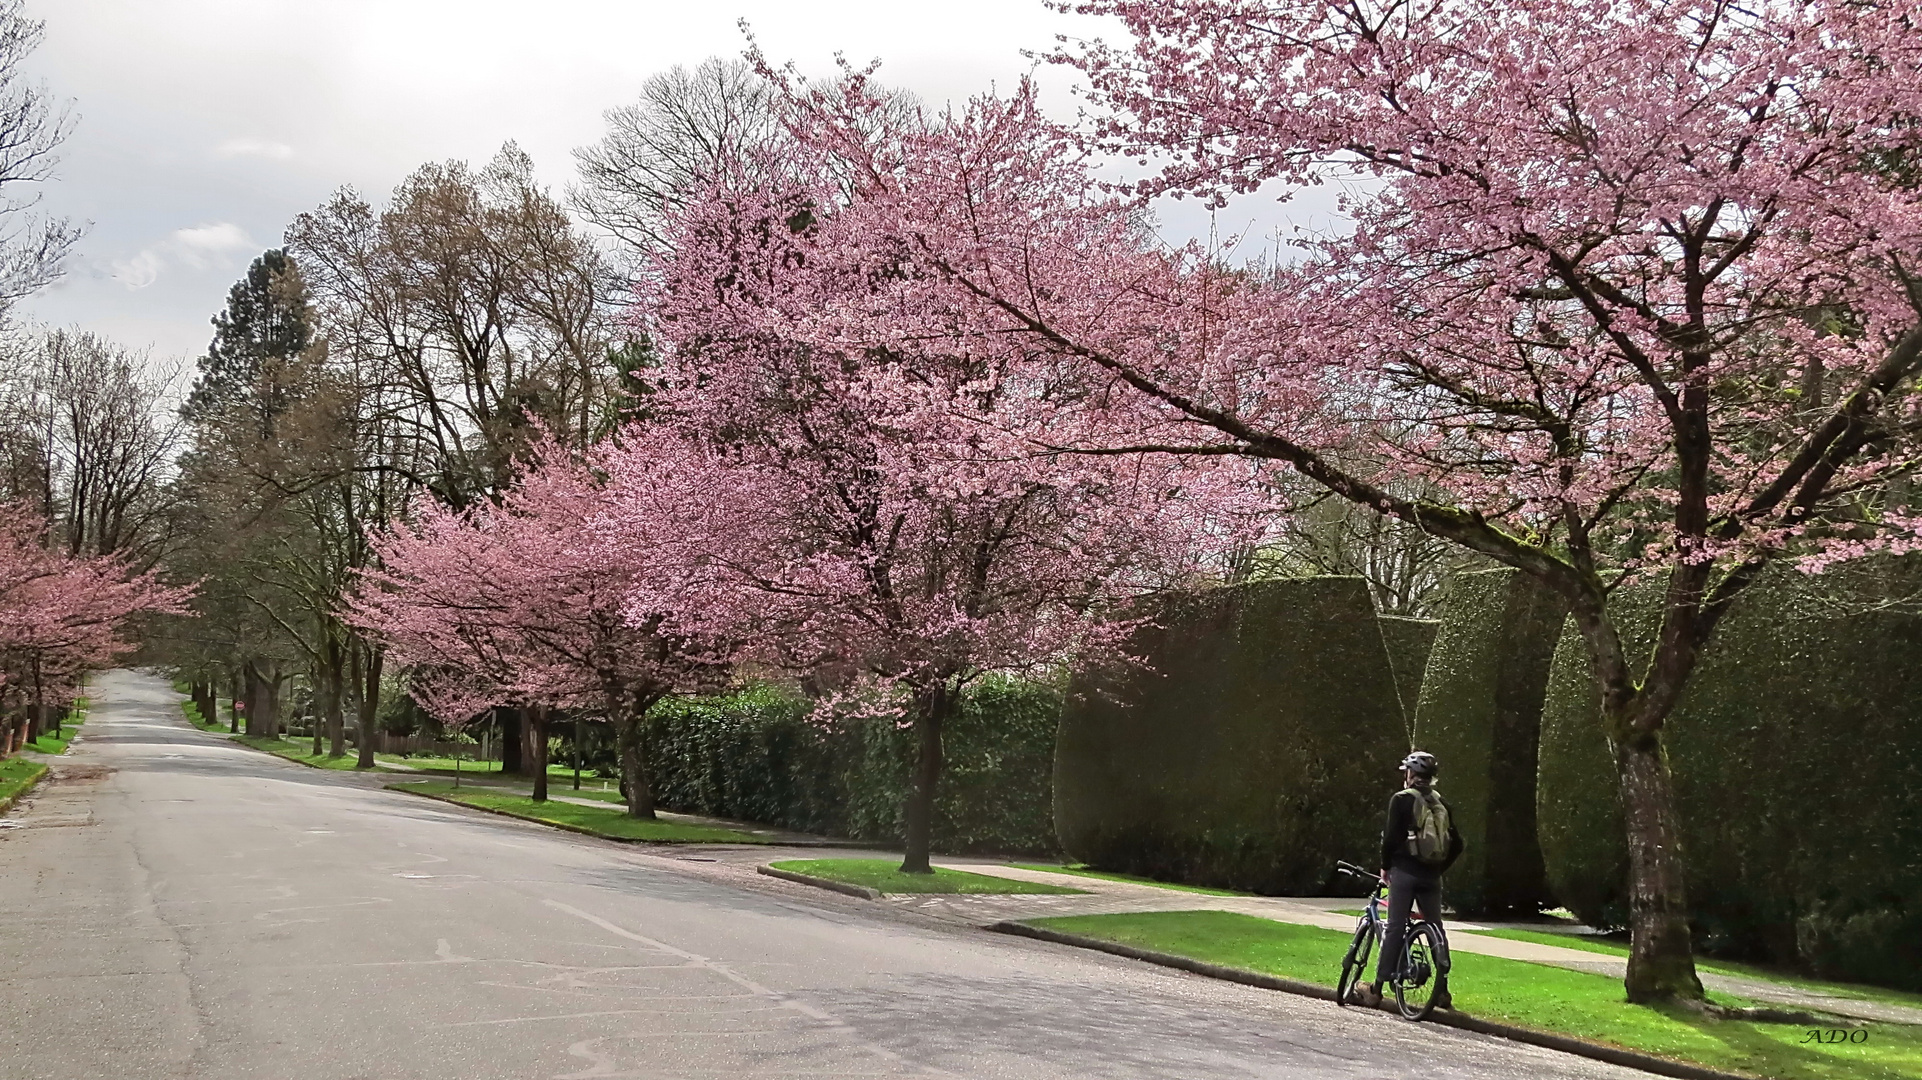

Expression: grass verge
xmin=0 ymin=757 xmax=49 ymax=812
xmin=25 ymin=725 xmax=78 ymax=755
xmin=181 ymin=701 xmax=227 ymax=733
xmin=774 ymin=858 xmax=1087 ymax=896
xmin=231 ymin=734 xmax=368 ymax=770
xmin=391 ymin=781 xmax=770 ymax=844
xmin=1008 ymin=862 xmax=1250 ymax=897
xmin=1472 ymin=927 xmax=1922 ymax=1011
xmin=1026 ymin=910 xmax=1915 ymax=1080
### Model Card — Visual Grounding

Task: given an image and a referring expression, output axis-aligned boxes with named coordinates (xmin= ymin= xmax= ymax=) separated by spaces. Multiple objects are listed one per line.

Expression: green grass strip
xmin=181 ymin=702 xmax=227 ymax=734
xmin=0 ymin=758 xmax=49 ymax=812
xmin=1027 ymin=911 xmax=1917 ymax=1080
xmin=24 ymin=725 xmax=78 ymax=755
xmin=1007 ymin=862 xmax=1250 ymax=897
xmin=394 ymin=781 xmax=769 ymax=844
xmin=1470 ymin=928 xmax=1922 ymax=1011
xmin=231 ymin=734 xmax=368 ymax=770
xmin=773 ymin=858 xmax=1087 ymax=896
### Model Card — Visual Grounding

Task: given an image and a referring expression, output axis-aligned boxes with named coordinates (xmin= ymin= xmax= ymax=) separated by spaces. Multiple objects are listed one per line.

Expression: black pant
xmin=1374 ymin=867 xmax=1449 ymax=984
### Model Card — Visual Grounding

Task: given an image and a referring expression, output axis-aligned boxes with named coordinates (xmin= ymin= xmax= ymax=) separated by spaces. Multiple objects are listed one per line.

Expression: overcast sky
xmin=13 ymin=0 xmax=1313 ymax=367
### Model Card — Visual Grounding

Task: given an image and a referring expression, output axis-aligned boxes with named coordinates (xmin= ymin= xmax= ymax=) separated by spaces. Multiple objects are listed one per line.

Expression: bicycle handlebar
xmin=1334 ymin=860 xmax=1376 ymax=880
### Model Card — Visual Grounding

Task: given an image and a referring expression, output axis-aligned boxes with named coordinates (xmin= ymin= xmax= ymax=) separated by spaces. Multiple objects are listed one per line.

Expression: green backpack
xmin=1401 ymin=786 xmax=1452 ymax=866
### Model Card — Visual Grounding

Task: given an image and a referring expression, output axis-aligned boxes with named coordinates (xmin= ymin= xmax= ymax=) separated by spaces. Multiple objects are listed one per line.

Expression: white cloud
xmin=111 ymin=222 xmax=257 ymax=289
xmin=214 ymin=137 xmax=294 ymax=161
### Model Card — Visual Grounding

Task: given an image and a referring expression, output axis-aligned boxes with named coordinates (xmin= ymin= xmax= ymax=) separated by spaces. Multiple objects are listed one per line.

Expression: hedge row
xmin=1053 ymin=577 xmax=1406 ymax=895
xmin=648 ymin=675 xmax=1062 ymax=855
xmin=1377 ymin=614 xmax=1439 ymax=743
xmin=1538 ymin=563 xmax=1922 ymax=990
xmin=1411 ymin=568 xmax=1566 ymax=915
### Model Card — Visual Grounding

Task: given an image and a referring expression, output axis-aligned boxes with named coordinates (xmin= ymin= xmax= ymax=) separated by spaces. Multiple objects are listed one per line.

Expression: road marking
xmin=540 ymin=899 xmax=955 ymax=1077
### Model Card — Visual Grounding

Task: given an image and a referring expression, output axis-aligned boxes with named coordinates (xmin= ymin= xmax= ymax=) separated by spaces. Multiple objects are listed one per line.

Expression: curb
xmin=987 ymin=922 xmax=1761 ymax=1080
xmin=0 ymin=760 xmax=50 ymax=817
xmin=757 ymin=864 xmax=884 ymax=900
xmin=383 ymin=783 xmax=776 ymax=847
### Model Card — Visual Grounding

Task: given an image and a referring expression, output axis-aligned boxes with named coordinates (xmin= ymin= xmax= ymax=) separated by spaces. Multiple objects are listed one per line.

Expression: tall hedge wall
xmin=1377 ymin=615 xmax=1440 ymax=742
xmin=1538 ymin=564 xmax=1922 ymax=989
xmin=649 ymin=675 xmax=1062 ymax=855
xmin=1411 ymin=568 xmax=1567 ymax=915
xmin=1054 ymin=577 xmax=1406 ymax=895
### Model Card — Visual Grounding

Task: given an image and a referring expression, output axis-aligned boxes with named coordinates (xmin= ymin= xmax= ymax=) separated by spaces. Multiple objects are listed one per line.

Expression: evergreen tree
xmin=183 ymin=249 xmax=313 ymax=434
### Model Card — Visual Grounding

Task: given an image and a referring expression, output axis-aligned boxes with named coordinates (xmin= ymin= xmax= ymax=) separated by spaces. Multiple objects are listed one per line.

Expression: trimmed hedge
xmin=1053 ymin=577 xmax=1406 ymax=895
xmin=648 ymin=675 xmax=1062 ymax=855
xmin=1377 ymin=615 xmax=1439 ymax=742
xmin=1411 ymin=568 xmax=1566 ymax=915
xmin=1538 ymin=563 xmax=1922 ymax=989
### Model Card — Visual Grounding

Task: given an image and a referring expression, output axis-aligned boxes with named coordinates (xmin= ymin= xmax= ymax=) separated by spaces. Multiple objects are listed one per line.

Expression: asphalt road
xmin=0 ymin=670 xmax=1648 ymax=1080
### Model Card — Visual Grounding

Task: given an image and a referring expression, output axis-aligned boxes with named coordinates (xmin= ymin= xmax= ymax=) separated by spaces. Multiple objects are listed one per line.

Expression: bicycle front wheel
xmin=1336 ymin=920 xmax=1375 ymax=1007
xmin=1395 ymin=922 xmax=1444 ymax=1020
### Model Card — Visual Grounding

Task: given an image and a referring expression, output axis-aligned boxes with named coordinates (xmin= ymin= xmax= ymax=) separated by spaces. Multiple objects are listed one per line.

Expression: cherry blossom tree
xmin=613 ymin=135 xmax=1252 ymax=875
xmin=741 ymin=0 xmax=1922 ymax=1001
xmin=0 ymin=505 xmax=192 ymax=753
xmin=349 ymin=441 xmax=729 ymax=812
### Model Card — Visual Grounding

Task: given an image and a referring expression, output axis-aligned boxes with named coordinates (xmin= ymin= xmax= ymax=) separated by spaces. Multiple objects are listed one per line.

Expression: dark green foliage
xmin=1053 ymin=577 xmax=1405 ymax=895
xmin=647 ymin=676 xmax=1062 ymax=855
xmin=1412 ymin=568 xmax=1567 ymax=915
xmin=184 ymin=248 xmax=313 ymax=429
xmin=1377 ymin=615 xmax=1439 ymax=741
xmin=1538 ymin=563 xmax=1922 ymax=990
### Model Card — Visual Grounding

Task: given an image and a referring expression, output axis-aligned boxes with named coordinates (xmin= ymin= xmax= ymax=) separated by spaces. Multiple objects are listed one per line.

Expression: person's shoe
xmin=1353 ymin=982 xmax=1383 ymax=1008
xmin=1431 ymin=986 xmax=1454 ymax=1011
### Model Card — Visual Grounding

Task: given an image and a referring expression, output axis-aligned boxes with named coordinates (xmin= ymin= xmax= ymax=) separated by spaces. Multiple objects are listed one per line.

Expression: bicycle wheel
xmin=1335 ymin=920 xmax=1376 ymax=1007
xmin=1394 ymin=922 xmax=1444 ymax=1020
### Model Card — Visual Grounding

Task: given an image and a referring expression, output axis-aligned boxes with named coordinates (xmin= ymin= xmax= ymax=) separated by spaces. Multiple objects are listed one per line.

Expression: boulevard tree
xmin=744 ymin=0 xmax=1922 ymax=1003
xmin=351 ymin=440 xmax=730 ymax=811
xmin=610 ymin=160 xmax=1250 ymax=873
xmin=0 ymin=507 xmax=191 ymax=752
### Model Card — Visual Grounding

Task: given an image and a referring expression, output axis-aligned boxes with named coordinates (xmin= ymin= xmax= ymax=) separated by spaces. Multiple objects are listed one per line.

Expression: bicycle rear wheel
xmin=1394 ymin=922 xmax=1444 ymax=1020
xmin=1335 ymin=920 xmax=1375 ymax=1007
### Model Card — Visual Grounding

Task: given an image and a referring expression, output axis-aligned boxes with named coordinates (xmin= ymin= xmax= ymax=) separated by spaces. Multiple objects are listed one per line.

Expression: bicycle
xmin=1333 ymin=860 xmax=1450 ymax=1020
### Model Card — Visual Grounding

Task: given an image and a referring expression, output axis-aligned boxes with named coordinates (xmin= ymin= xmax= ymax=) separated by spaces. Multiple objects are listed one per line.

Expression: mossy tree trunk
xmin=1613 ymin=725 xmax=1704 ymax=1003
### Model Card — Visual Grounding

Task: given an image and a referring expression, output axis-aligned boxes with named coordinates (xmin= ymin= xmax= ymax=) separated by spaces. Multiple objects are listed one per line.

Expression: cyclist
xmin=1353 ymin=750 xmax=1461 ymax=1009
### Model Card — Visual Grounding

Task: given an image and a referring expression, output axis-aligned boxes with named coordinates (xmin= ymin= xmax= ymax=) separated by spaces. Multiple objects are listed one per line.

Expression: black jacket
xmin=1380 ymin=786 xmax=1464 ymax=878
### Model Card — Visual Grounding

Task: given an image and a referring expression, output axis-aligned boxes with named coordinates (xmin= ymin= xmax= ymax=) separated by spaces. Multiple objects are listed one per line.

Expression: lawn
xmin=0 ymin=757 xmax=48 ymax=810
xmin=391 ymin=781 xmax=770 ymax=844
xmin=181 ymin=701 xmax=227 ymax=733
xmin=376 ymin=754 xmax=607 ymax=781
xmin=1472 ymin=927 xmax=1922 ymax=1011
xmin=1026 ymin=910 xmax=1916 ymax=1080
xmin=774 ymin=859 xmax=1087 ymax=896
xmin=231 ymin=734 xmax=369 ymax=770
xmin=25 ymin=724 xmax=78 ymax=755
xmin=1008 ymin=862 xmax=1251 ymax=897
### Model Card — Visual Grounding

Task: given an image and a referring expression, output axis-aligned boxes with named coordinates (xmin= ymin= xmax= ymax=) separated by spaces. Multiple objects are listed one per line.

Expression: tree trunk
xmin=498 ymin=707 xmax=525 ymax=776
xmin=242 ymin=663 xmax=264 ymax=737
xmin=355 ymin=647 xmax=382 ymax=769
xmin=611 ymin=687 xmax=657 ymax=820
xmin=1613 ymin=722 xmax=1706 ymax=1003
xmin=899 ymin=680 xmax=953 ymax=875
xmin=530 ymin=706 xmax=549 ymax=802
xmin=573 ymin=714 xmax=583 ymax=790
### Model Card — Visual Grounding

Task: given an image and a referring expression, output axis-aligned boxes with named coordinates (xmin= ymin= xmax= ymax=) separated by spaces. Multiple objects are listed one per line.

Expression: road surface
xmin=0 ymin=670 xmax=1646 ymax=1080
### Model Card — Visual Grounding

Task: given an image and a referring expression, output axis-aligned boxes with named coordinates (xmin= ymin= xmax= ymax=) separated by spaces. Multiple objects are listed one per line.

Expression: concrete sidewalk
xmin=911 ymin=861 xmax=1922 ymax=1027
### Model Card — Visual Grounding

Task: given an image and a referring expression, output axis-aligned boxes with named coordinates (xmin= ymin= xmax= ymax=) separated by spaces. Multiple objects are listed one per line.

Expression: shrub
xmin=648 ymin=676 xmax=1063 ymax=855
xmin=1537 ymin=562 xmax=1922 ymax=989
xmin=1411 ymin=568 xmax=1566 ymax=915
xmin=1377 ymin=614 xmax=1439 ymax=742
xmin=1053 ymin=577 xmax=1406 ymax=895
